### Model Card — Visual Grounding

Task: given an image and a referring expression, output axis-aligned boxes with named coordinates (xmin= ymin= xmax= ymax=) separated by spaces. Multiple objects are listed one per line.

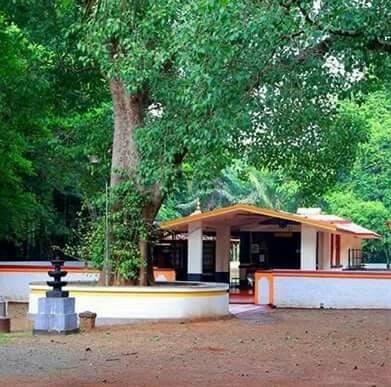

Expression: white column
xmin=300 ymin=225 xmax=317 ymax=270
xmin=320 ymin=232 xmax=331 ymax=270
xmin=188 ymin=221 xmax=203 ymax=280
xmin=215 ymin=226 xmax=231 ymax=282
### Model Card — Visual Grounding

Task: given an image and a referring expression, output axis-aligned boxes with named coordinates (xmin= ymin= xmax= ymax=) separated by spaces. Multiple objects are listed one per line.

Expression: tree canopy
xmin=77 ymin=0 xmax=390 ymax=197
xmin=0 ymin=1 xmax=390 ymax=281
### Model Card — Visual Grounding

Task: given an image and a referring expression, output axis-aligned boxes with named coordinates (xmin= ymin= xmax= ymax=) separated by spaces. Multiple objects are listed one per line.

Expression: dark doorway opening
xmin=230 ymin=231 xmax=301 ymax=304
xmin=239 ymin=231 xmax=300 ymax=270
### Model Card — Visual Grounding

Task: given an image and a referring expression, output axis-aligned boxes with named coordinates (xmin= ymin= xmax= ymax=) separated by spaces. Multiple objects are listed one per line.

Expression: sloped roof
xmin=160 ymin=204 xmax=379 ymax=239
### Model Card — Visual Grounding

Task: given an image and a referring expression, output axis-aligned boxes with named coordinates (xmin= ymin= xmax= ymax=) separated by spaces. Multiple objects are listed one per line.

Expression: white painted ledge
xmin=29 ymin=282 xmax=229 ymax=324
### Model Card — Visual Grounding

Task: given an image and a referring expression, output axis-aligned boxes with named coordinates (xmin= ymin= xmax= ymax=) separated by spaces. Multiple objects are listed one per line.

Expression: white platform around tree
xmin=28 ymin=281 xmax=229 ymax=325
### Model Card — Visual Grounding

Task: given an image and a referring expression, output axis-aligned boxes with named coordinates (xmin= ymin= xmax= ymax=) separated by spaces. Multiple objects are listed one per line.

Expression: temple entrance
xmin=229 ymin=231 xmax=301 ymax=304
xmin=229 ymin=234 xmax=254 ymax=304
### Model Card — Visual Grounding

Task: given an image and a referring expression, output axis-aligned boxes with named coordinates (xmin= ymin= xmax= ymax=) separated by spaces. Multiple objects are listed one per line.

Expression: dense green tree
xmin=324 ymin=87 xmax=391 ymax=261
xmin=0 ymin=2 xmax=111 ymax=258
xmin=350 ymin=89 xmax=391 ymax=208
xmin=0 ymin=15 xmax=50 ymax=240
xmin=70 ymin=0 xmax=390 ymax=284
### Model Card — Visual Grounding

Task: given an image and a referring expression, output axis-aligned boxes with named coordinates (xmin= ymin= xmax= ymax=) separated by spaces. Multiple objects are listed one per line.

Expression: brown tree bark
xmin=138 ymin=202 xmax=163 ymax=286
xmin=109 ymin=78 xmax=143 ymax=186
xmin=109 ymin=78 xmax=163 ymax=286
xmin=109 ymin=79 xmax=145 ymax=285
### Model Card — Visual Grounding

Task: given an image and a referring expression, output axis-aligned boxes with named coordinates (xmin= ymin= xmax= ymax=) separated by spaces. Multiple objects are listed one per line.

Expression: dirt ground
xmin=1 ymin=303 xmax=391 ymax=386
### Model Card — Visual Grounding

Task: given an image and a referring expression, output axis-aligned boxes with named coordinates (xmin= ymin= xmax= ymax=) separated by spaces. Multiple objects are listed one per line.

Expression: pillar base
xmin=33 ymin=297 xmax=78 ymax=335
xmin=33 ymin=328 xmax=79 ymax=336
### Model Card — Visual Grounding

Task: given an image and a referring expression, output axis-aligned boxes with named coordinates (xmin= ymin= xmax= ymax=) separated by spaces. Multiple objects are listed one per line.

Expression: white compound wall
xmin=255 ymin=271 xmax=391 ymax=309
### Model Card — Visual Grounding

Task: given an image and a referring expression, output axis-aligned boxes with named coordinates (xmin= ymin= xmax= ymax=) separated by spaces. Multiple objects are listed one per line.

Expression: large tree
xmin=70 ymin=0 xmax=390 ymax=284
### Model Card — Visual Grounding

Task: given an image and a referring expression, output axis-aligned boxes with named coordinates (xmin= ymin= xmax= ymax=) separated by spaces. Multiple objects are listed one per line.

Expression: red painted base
xmin=229 ymin=289 xmax=254 ymax=304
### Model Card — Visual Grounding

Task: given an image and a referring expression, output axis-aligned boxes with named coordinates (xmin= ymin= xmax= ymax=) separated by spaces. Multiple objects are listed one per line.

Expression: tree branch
xmin=367 ymin=37 xmax=391 ymax=53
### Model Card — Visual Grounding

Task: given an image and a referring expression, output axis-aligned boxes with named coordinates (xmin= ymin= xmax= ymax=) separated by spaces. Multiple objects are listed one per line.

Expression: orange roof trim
xmin=161 ymin=204 xmax=335 ymax=231
xmin=160 ymin=203 xmax=379 ymax=239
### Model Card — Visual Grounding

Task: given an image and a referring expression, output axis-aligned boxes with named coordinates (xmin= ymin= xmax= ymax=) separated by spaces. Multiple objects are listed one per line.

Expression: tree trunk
xmin=109 ymin=78 xmax=143 ymax=187
xmin=138 ymin=202 xmax=163 ymax=286
xmin=109 ymin=78 xmax=145 ymax=285
xmin=109 ymin=78 xmax=163 ymax=286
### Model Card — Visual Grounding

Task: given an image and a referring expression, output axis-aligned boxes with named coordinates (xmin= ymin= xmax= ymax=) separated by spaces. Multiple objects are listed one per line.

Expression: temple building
xmin=157 ymin=204 xmax=380 ymax=305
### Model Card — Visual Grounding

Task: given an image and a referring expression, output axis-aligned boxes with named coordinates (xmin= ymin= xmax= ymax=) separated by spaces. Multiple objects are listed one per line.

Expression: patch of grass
xmin=0 ymin=331 xmax=32 ymax=346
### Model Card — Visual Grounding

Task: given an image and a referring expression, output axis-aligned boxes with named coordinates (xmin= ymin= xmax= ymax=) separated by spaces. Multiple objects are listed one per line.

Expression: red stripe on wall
xmin=335 ymin=235 xmax=341 ymax=266
xmin=0 ymin=265 xmax=99 ymax=273
xmin=330 ymin=234 xmax=334 ymax=266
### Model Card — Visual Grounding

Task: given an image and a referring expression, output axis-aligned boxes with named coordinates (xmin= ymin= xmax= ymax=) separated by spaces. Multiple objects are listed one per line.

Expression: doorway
xmin=229 ymin=231 xmax=301 ymax=304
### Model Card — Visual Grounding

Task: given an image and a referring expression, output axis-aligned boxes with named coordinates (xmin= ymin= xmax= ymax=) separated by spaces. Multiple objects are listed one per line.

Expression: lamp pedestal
xmin=33 ymin=258 xmax=79 ymax=335
xmin=33 ymin=297 xmax=78 ymax=335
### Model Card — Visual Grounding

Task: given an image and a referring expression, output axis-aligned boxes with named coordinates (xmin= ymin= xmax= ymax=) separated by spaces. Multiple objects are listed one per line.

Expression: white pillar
xmin=320 ymin=232 xmax=331 ymax=270
xmin=215 ymin=226 xmax=231 ymax=283
xmin=300 ymin=225 xmax=317 ymax=270
xmin=188 ymin=221 xmax=203 ymax=281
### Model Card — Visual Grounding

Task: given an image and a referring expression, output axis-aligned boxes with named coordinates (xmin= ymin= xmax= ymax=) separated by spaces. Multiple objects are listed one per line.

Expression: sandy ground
xmin=1 ymin=303 xmax=391 ymax=386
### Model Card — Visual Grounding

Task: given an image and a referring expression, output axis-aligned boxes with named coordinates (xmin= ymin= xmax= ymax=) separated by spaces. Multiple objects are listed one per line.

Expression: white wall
xmin=364 ymin=263 xmax=388 ymax=269
xmin=188 ymin=221 xmax=203 ymax=275
xmin=300 ymin=225 xmax=317 ymax=270
xmin=0 ymin=271 xmax=99 ymax=302
xmin=312 ymin=233 xmax=362 ymax=270
xmin=272 ymin=275 xmax=391 ymax=309
xmin=318 ymin=232 xmax=331 ymax=270
xmin=340 ymin=234 xmax=362 ymax=268
xmin=0 ymin=261 xmax=88 ymax=267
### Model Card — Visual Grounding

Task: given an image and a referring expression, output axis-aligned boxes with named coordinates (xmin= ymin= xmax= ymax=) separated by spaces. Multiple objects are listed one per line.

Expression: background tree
xmin=159 ymin=160 xmax=300 ymax=221
xmin=0 ymin=15 xmax=50 ymax=241
xmin=0 ymin=2 xmax=112 ymax=260
xmin=324 ymin=86 xmax=391 ymax=261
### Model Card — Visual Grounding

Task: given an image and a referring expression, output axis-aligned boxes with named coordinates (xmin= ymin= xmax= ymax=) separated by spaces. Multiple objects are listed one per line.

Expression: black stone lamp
xmin=46 ymin=257 xmax=69 ymax=298
xmin=33 ymin=252 xmax=78 ymax=335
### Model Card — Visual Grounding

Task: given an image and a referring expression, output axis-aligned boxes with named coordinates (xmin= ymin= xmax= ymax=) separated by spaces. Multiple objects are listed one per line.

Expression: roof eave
xmin=160 ymin=204 xmax=337 ymax=232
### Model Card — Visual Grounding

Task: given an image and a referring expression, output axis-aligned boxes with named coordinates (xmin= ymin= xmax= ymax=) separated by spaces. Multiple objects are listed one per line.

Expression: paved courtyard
xmin=1 ymin=303 xmax=391 ymax=386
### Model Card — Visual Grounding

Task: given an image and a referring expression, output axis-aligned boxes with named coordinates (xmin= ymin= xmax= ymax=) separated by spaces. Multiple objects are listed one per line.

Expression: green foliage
xmin=323 ymin=87 xmax=391 ymax=261
xmin=109 ymin=182 xmax=147 ymax=281
xmin=1 ymin=0 xmax=390 ymax=281
xmin=67 ymin=181 xmax=147 ymax=281
xmin=48 ymin=102 xmax=112 ymax=198
xmin=0 ymin=15 xmax=50 ymax=239
xmin=159 ymin=160 xmax=300 ymax=220
xmin=0 ymin=2 xmax=110 ymax=255
xmin=325 ymin=191 xmax=389 ymax=261
xmin=350 ymin=89 xmax=391 ymax=208
xmin=76 ymin=0 xmax=390 ymax=196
